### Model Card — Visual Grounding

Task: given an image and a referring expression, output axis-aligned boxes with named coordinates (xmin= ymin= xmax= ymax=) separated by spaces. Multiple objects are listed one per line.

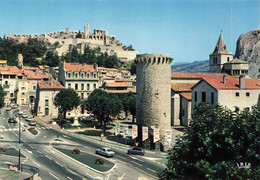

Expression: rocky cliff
xmin=235 ymin=29 xmax=260 ymax=78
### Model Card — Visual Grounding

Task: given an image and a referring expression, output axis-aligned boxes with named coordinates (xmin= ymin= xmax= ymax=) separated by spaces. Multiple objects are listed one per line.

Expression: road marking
xmin=147 ymin=167 xmax=156 ymax=173
xmin=62 ymin=135 xmax=71 ymax=139
xmin=33 ymin=161 xmax=41 ymax=167
xmin=85 ymin=173 xmax=103 ymax=180
xmin=118 ymin=173 xmax=126 ymax=180
xmin=25 ymin=149 xmax=32 ymax=154
xmin=46 ymin=155 xmax=52 ymax=160
xmin=106 ymin=173 xmax=111 ymax=180
xmin=55 ymin=161 xmax=63 ymax=167
xmin=42 ymin=127 xmax=46 ymax=129
xmin=49 ymin=172 xmax=59 ymax=179
xmin=131 ymin=161 xmax=143 ymax=167
xmin=67 ymin=176 xmax=73 ymax=180
xmin=130 ymin=156 xmax=144 ymax=162
xmin=117 ymin=155 xmax=127 ymax=160
xmin=36 ymin=150 xmax=42 ymax=154
xmin=35 ymin=118 xmax=46 ymax=125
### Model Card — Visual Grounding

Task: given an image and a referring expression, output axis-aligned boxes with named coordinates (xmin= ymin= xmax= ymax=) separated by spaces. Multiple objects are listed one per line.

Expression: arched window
xmin=227 ymin=57 xmax=230 ymax=62
xmin=81 ymin=73 xmax=84 ymax=78
xmin=67 ymin=72 xmax=71 ymax=78
xmin=87 ymin=73 xmax=90 ymax=78
xmin=75 ymin=73 xmax=78 ymax=78
xmin=94 ymin=74 xmax=96 ymax=78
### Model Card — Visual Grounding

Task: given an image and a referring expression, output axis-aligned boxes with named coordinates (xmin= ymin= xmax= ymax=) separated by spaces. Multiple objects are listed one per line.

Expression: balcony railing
xmin=3 ymin=84 xmax=10 ymax=88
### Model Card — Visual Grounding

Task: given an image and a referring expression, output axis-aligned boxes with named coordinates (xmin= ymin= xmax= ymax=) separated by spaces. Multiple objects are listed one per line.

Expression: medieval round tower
xmin=135 ymin=53 xmax=173 ymax=151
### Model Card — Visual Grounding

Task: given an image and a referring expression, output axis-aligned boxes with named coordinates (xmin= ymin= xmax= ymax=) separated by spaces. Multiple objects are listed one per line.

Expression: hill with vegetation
xmin=171 ymin=60 xmax=209 ymax=73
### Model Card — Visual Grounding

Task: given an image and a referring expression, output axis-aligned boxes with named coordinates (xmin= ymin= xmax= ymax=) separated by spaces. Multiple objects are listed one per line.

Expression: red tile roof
xmin=171 ymin=72 xmax=225 ymax=79
xmin=65 ymin=63 xmax=95 ymax=72
xmin=23 ymin=70 xmax=49 ymax=80
xmin=38 ymin=79 xmax=64 ymax=89
xmin=115 ymin=78 xmax=127 ymax=82
xmin=197 ymin=75 xmax=260 ymax=90
xmin=0 ymin=66 xmax=23 ymax=76
xmin=180 ymin=93 xmax=192 ymax=100
xmin=105 ymin=82 xmax=133 ymax=88
xmin=171 ymin=83 xmax=196 ymax=92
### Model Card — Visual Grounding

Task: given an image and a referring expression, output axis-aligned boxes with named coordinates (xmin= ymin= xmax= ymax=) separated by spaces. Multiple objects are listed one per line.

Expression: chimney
xmin=223 ymin=75 xmax=226 ymax=84
xmin=239 ymin=75 xmax=245 ymax=89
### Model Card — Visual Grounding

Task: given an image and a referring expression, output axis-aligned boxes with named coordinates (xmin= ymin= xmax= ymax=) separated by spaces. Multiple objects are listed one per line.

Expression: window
xmin=81 ymin=93 xmax=84 ymax=99
xmin=75 ymin=84 xmax=78 ymax=90
xmin=67 ymin=73 xmax=71 ymax=78
xmin=87 ymin=74 xmax=89 ymax=78
xmin=235 ymin=92 xmax=239 ymax=97
xmin=93 ymin=84 xmax=96 ymax=89
xmin=246 ymin=92 xmax=250 ymax=97
xmin=202 ymin=92 xmax=206 ymax=102
xmin=81 ymin=74 xmax=84 ymax=78
xmin=21 ymin=87 xmax=26 ymax=90
xmin=68 ymin=83 xmax=71 ymax=88
xmin=81 ymin=83 xmax=84 ymax=90
xmin=11 ymin=93 xmax=14 ymax=97
xmin=87 ymin=84 xmax=90 ymax=90
xmin=75 ymin=73 xmax=78 ymax=78
xmin=5 ymin=81 xmax=8 ymax=85
xmin=94 ymin=74 xmax=96 ymax=78
xmin=211 ymin=92 xmax=214 ymax=104
xmin=45 ymin=99 xmax=49 ymax=106
xmin=195 ymin=91 xmax=197 ymax=102
xmin=3 ymin=75 xmax=8 ymax=78
xmin=21 ymin=92 xmax=25 ymax=95
xmin=33 ymin=86 xmax=36 ymax=90
xmin=227 ymin=57 xmax=230 ymax=62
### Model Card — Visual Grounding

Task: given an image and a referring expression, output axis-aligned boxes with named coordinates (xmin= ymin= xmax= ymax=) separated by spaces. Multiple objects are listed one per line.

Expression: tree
xmin=54 ymin=88 xmax=81 ymax=123
xmin=118 ymin=92 xmax=136 ymax=121
xmin=159 ymin=103 xmax=260 ymax=179
xmin=84 ymin=89 xmax=123 ymax=133
xmin=54 ymin=41 xmax=60 ymax=48
xmin=42 ymin=51 xmax=59 ymax=67
xmin=75 ymin=30 xmax=82 ymax=38
xmin=0 ymin=85 xmax=4 ymax=108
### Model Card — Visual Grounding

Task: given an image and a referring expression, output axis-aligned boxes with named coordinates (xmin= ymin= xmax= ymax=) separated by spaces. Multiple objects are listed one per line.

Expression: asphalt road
xmin=0 ymin=106 xmax=167 ymax=180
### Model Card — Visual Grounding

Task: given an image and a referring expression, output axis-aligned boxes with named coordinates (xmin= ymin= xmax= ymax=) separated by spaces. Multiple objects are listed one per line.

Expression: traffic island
xmin=27 ymin=127 xmax=38 ymax=135
xmin=0 ymin=147 xmax=26 ymax=158
xmin=52 ymin=145 xmax=115 ymax=173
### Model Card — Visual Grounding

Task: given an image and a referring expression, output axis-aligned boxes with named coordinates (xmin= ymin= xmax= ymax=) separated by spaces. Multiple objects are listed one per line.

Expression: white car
xmin=6 ymin=107 xmax=12 ymax=111
xmin=117 ymin=130 xmax=124 ymax=137
xmin=21 ymin=113 xmax=28 ymax=118
xmin=96 ymin=147 xmax=115 ymax=157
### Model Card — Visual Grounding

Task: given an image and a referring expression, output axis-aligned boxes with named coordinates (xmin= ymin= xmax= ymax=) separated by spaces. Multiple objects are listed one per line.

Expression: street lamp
xmin=17 ymin=110 xmax=23 ymax=171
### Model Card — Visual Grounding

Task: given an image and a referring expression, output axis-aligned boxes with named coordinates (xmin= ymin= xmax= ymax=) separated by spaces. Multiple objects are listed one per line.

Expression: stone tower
xmin=17 ymin=53 xmax=23 ymax=69
xmin=84 ymin=24 xmax=89 ymax=39
xmin=135 ymin=53 xmax=173 ymax=151
xmin=209 ymin=33 xmax=233 ymax=73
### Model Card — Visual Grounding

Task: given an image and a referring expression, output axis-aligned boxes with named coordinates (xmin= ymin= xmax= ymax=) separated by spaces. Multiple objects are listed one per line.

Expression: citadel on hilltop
xmin=7 ymin=24 xmax=138 ymax=61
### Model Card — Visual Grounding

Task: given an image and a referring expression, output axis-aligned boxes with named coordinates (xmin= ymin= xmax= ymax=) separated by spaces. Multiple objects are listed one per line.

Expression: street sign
xmin=153 ymin=129 xmax=160 ymax=143
xmin=132 ymin=125 xmax=138 ymax=139
xmin=165 ymin=129 xmax=172 ymax=142
xmin=142 ymin=126 xmax=148 ymax=141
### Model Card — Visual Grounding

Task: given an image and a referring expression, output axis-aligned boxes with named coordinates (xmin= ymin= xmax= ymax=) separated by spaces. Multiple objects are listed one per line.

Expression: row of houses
xmin=0 ymin=60 xmax=135 ymax=117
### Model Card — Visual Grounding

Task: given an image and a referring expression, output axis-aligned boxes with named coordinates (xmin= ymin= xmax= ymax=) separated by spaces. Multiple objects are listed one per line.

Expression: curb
xmin=49 ymin=139 xmax=117 ymax=175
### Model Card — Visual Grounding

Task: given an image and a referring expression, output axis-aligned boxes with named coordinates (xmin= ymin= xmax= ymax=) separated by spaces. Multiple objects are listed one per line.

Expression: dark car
xmin=8 ymin=118 xmax=17 ymax=123
xmin=127 ymin=147 xmax=145 ymax=156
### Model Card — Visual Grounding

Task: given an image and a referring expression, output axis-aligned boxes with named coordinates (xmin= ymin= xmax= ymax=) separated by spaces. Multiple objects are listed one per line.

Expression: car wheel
xmin=127 ymin=152 xmax=129 ymax=154
xmin=141 ymin=153 xmax=144 ymax=156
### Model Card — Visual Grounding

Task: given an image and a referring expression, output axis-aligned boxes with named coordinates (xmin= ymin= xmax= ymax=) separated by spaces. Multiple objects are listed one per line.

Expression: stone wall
xmin=135 ymin=53 xmax=173 ymax=151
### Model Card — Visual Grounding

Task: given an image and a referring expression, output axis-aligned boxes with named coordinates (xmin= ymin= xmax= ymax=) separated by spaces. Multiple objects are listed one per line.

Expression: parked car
xmin=6 ymin=107 xmax=11 ymax=111
xmin=117 ymin=130 xmax=124 ymax=137
xmin=127 ymin=147 xmax=145 ymax=156
xmin=25 ymin=116 xmax=34 ymax=122
xmin=8 ymin=118 xmax=17 ymax=123
xmin=28 ymin=120 xmax=36 ymax=126
xmin=96 ymin=147 xmax=115 ymax=157
xmin=21 ymin=113 xmax=28 ymax=118
xmin=12 ymin=105 xmax=18 ymax=109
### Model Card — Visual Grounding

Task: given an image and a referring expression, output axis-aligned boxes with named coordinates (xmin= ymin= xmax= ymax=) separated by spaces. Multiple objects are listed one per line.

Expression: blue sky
xmin=0 ymin=0 xmax=259 ymax=63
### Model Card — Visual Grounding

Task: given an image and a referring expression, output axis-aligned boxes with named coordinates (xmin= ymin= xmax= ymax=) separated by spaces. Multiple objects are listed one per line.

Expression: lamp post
xmin=17 ymin=110 xmax=23 ymax=171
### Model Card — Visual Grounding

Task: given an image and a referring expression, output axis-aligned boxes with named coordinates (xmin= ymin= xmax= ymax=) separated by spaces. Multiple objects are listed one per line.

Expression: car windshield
xmin=107 ymin=149 xmax=112 ymax=152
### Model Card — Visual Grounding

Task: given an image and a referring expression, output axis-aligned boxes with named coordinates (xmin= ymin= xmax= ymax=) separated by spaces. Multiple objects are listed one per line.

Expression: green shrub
xmin=72 ymin=148 xmax=80 ymax=154
xmin=95 ymin=158 xmax=104 ymax=165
